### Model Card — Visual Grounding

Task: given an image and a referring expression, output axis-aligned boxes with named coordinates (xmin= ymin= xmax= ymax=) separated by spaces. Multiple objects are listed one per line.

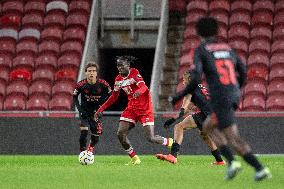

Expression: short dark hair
xmin=85 ymin=61 xmax=99 ymax=72
xmin=195 ymin=17 xmax=218 ymax=38
xmin=116 ymin=55 xmax=137 ymax=65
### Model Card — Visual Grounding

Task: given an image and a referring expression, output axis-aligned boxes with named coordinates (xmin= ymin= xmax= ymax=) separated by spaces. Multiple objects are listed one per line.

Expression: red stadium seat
xmin=183 ymin=27 xmax=197 ymax=40
xmin=269 ymin=66 xmax=284 ymax=82
xmin=229 ymin=40 xmax=248 ymax=57
xmin=273 ymin=25 xmax=284 ymax=41
xmin=69 ymin=0 xmax=91 ymax=14
xmin=0 ymin=53 xmax=13 ymax=68
xmin=251 ymin=11 xmax=273 ymax=28
xmin=266 ymin=94 xmax=284 ymax=111
xmin=217 ymin=24 xmax=228 ymax=42
xmin=250 ymin=26 xmax=272 ymax=42
xmin=32 ymin=67 xmax=54 ymax=83
xmin=179 ymin=50 xmax=194 ymax=66
xmin=249 ymin=39 xmax=270 ymax=55
xmin=38 ymin=40 xmax=60 ymax=55
xmin=6 ymin=80 xmax=29 ymax=97
xmin=4 ymin=94 xmax=26 ymax=110
xmin=16 ymin=39 xmax=38 ymax=55
xmin=0 ymin=80 xmax=6 ymax=97
xmin=0 ymin=96 xmax=3 ymax=110
xmin=275 ymin=0 xmax=284 ymax=14
xmin=44 ymin=10 xmax=66 ymax=28
xmin=35 ymin=53 xmax=57 ymax=70
xmin=0 ymin=38 xmax=16 ymax=55
xmin=41 ymin=26 xmax=63 ymax=42
xmin=228 ymin=24 xmax=249 ymax=41
xmin=66 ymin=12 xmax=88 ymax=29
xmin=186 ymin=12 xmax=206 ymax=25
xmin=229 ymin=12 xmax=251 ymax=27
xmin=267 ymin=80 xmax=284 ymax=96
xmin=186 ymin=0 xmax=208 ymax=13
xmin=9 ymin=68 xmax=32 ymax=82
xmin=242 ymin=94 xmax=265 ymax=111
xmin=60 ymin=41 xmax=83 ymax=56
xmin=24 ymin=0 xmax=46 ymax=15
xmin=209 ymin=11 xmax=228 ymax=27
xmin=230 ymin=0 xmax=252 ymax=14
xmin=169 ymin=0 xmax=186 ymax=13
xmin=253 ymin=0 xmax=274 ymax=14
xmin=0 ymin=13 xmax=21 ymax=30
xmin=247 ymin=53 xmax=269 ymax=68
xmin=13 ymin=53 xmax=35 ymax=70
xmin=270 ymin=53 xmax=284 ymax=69
xmin=271 ymin=40 xmax=284 ymax=54
xmin=247 ymin=65 xmax=269 ymax=82
xmin=52 ymin=80 xmax=75 ymax=96
xmin=63 ymin=26 xmax=86 ymax=43
xmin=2 ymin=0 xmax=24 ymax=14
xmin=244 ymin=81 xmax=266 ymax=98
xmin=209 ymin=0 xmax=230 ymax=13
xmin=49 ymin=94 xmax=72 ymax=111
xmin=22 ymin=12 xmax=44 ymax=29
xmin=26 ymin=94 xmax=49 ymax=110
xmin=55 ymin=68 xmax=77 ymax=82
xmin=182 ymin=38 xmax=200 ymax=53
xmin=57 ymin=53 xmax=81 ymax=69
xmin=29 ymin=80 xmax=52 ymax=98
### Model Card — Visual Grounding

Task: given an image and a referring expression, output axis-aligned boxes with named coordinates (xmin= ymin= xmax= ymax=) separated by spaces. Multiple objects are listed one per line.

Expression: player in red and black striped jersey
xmin=156 ymin=71 xmax=225 ymax=165
xmin=73 ymin=62 xmax=112 ymax=153
xmin=170 ymin=17 xmax=271 ymax=181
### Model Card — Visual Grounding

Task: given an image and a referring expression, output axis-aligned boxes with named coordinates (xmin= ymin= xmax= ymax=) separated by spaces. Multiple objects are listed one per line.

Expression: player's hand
xmin=163 ymin=118 xmax=176 ymax=129
xmin=94 ymin=112 xmax=103 ymax=122
xmin=133 ymin=92 xmax=140 ymax=99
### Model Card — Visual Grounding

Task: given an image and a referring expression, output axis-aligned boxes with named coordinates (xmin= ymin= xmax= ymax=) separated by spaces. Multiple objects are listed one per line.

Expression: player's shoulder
xmin=76 ymin=79 xmax=88 ymax=88
xmin=130 ymin=68 xmax=140 ymax=75
xmin=98 ymin=78 xmax=110 ymax=87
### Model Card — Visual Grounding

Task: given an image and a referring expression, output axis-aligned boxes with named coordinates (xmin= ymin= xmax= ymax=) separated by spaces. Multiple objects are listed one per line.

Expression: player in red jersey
xmin=96 ymin=56 xmax=173 ymax=165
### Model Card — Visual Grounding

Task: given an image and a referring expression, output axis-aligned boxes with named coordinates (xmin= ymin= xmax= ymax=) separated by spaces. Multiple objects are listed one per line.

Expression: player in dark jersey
xmin=73 ymin=62 xmax=112 ymax=154
xmin=95 ymin=56 xmax=173 ymax=165
xmin=169 ymin=17 xmax=271 ymax=181
xmin=156 ymin=71 xmax=225 ymax=165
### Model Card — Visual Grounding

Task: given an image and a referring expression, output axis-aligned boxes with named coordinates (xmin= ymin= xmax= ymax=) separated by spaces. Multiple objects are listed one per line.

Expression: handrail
xmin=150 ymin=0 xmax=169 ymax=110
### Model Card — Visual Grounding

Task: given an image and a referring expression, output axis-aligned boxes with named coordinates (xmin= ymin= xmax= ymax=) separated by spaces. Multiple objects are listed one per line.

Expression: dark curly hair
xmin=195 ymin=17 xmax=218 ymax=38
xmin=116 ymin=55 xmax=137 ymax=65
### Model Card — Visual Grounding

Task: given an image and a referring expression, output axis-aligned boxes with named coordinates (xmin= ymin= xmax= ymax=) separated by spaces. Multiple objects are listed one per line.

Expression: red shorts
xmin=120 ymin=106 xmax=154 ymax=126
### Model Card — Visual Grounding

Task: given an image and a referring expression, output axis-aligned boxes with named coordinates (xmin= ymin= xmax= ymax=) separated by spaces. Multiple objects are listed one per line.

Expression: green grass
xmin=0 ymin=155 xmax=283 ymax=189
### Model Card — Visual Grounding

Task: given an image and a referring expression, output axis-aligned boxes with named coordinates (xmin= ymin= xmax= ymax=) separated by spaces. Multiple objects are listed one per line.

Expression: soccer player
xmin=73 ymin=62 xmax=112 ymax=153
xmin=169 ymin=17 xmax=271 ymax=181
xmin=95 ymin=56 xmax=173 ymax=165
xmin=156 ymin=71 xmax=225 ymax=165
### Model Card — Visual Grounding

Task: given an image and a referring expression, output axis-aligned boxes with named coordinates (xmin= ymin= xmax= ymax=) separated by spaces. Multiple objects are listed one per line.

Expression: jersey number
xmin=215 ymin=59 xmax=237 ymax=85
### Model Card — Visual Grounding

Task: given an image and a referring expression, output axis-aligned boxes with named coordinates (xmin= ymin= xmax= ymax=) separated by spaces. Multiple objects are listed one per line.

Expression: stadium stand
xmin=0 ymin=0 xmax=91 ymax=111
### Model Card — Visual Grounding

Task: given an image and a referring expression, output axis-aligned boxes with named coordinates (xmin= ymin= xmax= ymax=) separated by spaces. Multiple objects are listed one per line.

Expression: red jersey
xmin=114 ymin=68 xmax=153 ymax=111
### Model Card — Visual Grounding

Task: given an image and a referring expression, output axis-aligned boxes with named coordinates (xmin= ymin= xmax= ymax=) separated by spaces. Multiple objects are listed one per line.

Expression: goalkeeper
xmin=156 ymin=71 xmax=224 ymax=165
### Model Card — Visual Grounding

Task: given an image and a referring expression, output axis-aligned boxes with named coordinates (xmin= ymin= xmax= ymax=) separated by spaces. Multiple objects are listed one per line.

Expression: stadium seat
xmin=169 ymin=0 xmax=186 ymax=13
xmin=249 ymin=39 xmax=270 ymax=55
xmin=60 ymin=41 xmax=83 ymax=56
xmin=266 ymin=94 xmax=284 ymax=111
xmin=0 ymin=53 xmax=13 ymax=68
xmin=186 ymin=12 xmax=206 ymax=25
xmin=242 ymin=94 xmax=265 ymax=111
xmin=2 ymin=0 xmax=24 ymax=14
xmin=0 ymin=38 xmax=16 ymax=55
xmin=270 ymin=52 xmax=284 ymax=69
xmin=0 ymin=80 xmax=6 ymax=97
xmin=247 ymin=65 xmax=268 ymax=82
xmin=253 ymin=0 xmax=274 ymax=14
xmin=32 ymin=67 xmax=54 ymax=83
xmin=57 ymin=53 xmax=81 ymax=69
xmin=271 ymin=40 xmax=284 ymax=54
xmin=229 ymin=12 xmax=251 ymax=27
xmin=24 ymin=0 xmax=46 ymax=15
xmin=0 ymin=28 xmax=18 ymax=41
xmin=269 ymin=66 xmax=284 ymax=82
xmin=229 ymin=40 xmax=248 ymax=57
xmin=0 ymin=96 xmax=3 ymax=110
xmin=273 ymin=25 xmax=284 ymax=41
xmin=230 ymin=0 xmax=252 ymax=14
xmin=38 ymin=40 xmax=60 ymax=55
xmin=6 ymin=80 xmax=29 ymax=97
xmin=9 ymin=68 xmax=32 ymax=82
xmin=0 ymin=13 xmax=22 ymax=30
xmin=251 ymin=26 xmax=272 ymax=41
xmin=69 ymin=0 xmax=91 ymax=14
xmin=209 ymin=0 xmax=230 ymax=13
xmin=26 ymin=94 xmax=49 ymax=110
xmin=267 ymin=80 xmax=284 ymax=96
xmin=209 ymin=11 xmax=228 ymax=27
xmin=49 ymin=94 xmax=72 ymax=111
xmin=244 ymin=81 xmax=266 ymax=98
xmin=217 ymin=24 xmax=227 ymax=42
xmin=179 ymin=50 xmax=194 ymax=66
xmin=63 ymin=26 xmax=86 ymax=43
xmin=29 ymin=80 xmax=52 ymax=98
xmin=35 ymin=53 xmax=57 ymax=70
xmin=247 ymin=53 xmax=269 ymax=68
xmin=22 ymin=12 xmax=44 ymax=29
xmin=41 ymin=26 xmax=63 ymax=42
xmin=44 ymin=10 xmax=66 ymax=28
xmin=186 ymin=0 xmax=208 ymax=13
xmin=16 ymin=39 xmax=38 ymax=55
xmin=18 ymin=28 xmax=41 ymax=41
xmin=275 ymin=0 xmax=284 ymax=13
xmin=55 ymin=68 xmax=77 ymax=82
xmin=182 ymin=37 xmax=200 ymax=53
xmin=4 ymin=94 xmax=26 ymax=110
xmin=46 ymin=0 xmax=69 ymax=14
xmin=52 ymin=80 xmax=75 ymax=96
xmin=66 ymin=12 xmax=89 ymax=29
xmin=251 ymin=11 xmax=273 ymax=28
xmin=228 ymin=24 xmax=249 ymax=41
xmin=13 ymin=53 xmax=35 ymax=70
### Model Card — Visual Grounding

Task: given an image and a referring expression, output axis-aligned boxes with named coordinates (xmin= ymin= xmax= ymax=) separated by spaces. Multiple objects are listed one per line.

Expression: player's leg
xmin=79 ymin=119 xmax=89 ymax=152
xmin=88 ymin=120 xmax=102 ymax=153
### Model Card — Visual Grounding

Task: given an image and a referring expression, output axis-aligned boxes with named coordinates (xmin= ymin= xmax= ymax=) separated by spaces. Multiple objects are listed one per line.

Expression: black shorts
xmin=211 ymin=101 xmax=236 ymax=130
xmin=192 ymin=112 xmax=207 ymax=130
xmin=80 ymin=118 xmax=103 ymax=135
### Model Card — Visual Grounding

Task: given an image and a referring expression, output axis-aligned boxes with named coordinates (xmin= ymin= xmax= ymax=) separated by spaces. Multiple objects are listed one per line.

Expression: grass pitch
xmin=0 ymin=155 xmax=283 ymax=189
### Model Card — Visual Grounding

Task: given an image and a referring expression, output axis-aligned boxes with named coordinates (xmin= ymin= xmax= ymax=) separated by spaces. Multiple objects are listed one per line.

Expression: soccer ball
xmin=78 ymin=150 xmax=94 ymax=165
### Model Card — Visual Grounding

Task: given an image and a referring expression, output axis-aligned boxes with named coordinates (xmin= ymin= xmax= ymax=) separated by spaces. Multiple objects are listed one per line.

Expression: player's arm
xmin=97 ymin=90 xmax=119 ymax=114
xmin=99 ymin=79 xmax=113 ymax=104
xmin=133 ymin=71 xmax=148 ymax=98
xmin=72 ymin=84 xmax=86 ymax=117
xmin=170 ymin=49 xmax=203 ymax=104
